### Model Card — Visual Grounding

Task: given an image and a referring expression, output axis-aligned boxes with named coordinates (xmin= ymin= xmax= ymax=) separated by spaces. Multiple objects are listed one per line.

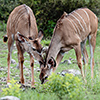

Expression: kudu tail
xmin=3 ymin=35 xmax=8 ymax=43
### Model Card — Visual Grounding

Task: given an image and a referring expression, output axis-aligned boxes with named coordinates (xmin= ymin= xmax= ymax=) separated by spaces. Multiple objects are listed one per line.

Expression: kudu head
xmin=16 ymin=30 xmax=43 ymax=54
xmin=39 ymin=57 xmax=56 ymax=84
xmin=15 ymin=30 xmax=44 ymax=66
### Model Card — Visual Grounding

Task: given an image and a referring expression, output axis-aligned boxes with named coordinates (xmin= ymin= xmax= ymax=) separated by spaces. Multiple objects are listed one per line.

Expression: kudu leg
xmin=53 ymin=51 xmax=64 ymax=72
xmin=19 ymin=52 xmax=24 ymax=84
xmin=88 ymin=34 xmax=96 ymax=79
xmin=30 ymin=55 xmax=35 ymax=88
xmin=81 ymin=39 xmax=89 ymax=77
xmin=7 ymin=36 xmax=14 ymax=84
xmin=83 ymin=46 xmax=88 ymax=77
xmin=16 ymin=42 xmax=24 ymax=84
xmin=74 ymin=44 xmax=86 ymax=82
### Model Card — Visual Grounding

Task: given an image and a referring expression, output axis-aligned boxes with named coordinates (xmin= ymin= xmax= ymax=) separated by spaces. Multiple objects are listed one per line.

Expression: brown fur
xmin=40 ymin=8 xmax=98 ymax=83
xmin=4 ymin=4 xmax=43 ymax=88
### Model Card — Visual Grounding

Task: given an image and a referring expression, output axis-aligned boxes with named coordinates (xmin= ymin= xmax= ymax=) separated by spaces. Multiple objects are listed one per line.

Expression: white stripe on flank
xmin=12 ymin=7 xmax=25 ymax=26
xmin=15 ymin=12 xmax=26 ymax=31
xmin=73 ymin=11 xmax=87 ymax=30
xmin=66 ymin=18 xmax=77 ymax=33
xmin=11 ymin=7 xmax=25 ymax=32
xmin=67 ymin=18 xmax=81 ymax=34
xmin=81 ymin=9 xmax=90 ymax=22
xmin=69 ymin=13 xmax=85 ymax=32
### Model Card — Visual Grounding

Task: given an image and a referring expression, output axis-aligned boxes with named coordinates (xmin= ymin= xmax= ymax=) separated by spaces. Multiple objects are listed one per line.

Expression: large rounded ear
xmin=47 ymin=57 xmax=56 ymax=69
xmin=16 ymin=32 xmax=29 ymax=43
xmin=38 ymin=29 xmax=44 ymax=42
xmin=64 ymin=11 xmax=68 ymax=16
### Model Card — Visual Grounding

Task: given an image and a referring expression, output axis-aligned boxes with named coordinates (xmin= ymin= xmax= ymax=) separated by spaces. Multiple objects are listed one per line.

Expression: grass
xmin=0 ymin=29 xmax=100 ymax=99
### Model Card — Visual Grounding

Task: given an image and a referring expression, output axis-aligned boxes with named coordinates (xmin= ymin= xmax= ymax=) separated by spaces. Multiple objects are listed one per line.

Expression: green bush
xmin=0 ymin=0 xmax=19 ymax=21
xmin=20 ymin=0 xmax=100 ymax=37
xmin=36 ymin=73 xmax=86 ymax=99
xmin=44 ymin=20 xmax=56 ymax=37
xmin=2 ymin=79 xmax=22 ymax=98
xmin=0 ymin=21 xmax=7 ymax=31
xmin=0 ymin=0 xmax=100 ymax=37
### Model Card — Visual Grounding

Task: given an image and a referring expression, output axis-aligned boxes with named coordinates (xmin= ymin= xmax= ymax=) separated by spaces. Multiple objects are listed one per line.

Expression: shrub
xmin=0 ymin=21 xmax=7 ymax=31
xmin=2 ymin=79 xmax=22 ymax=98
xmin=0 ymin=0 xmax=100 ymax=37
xmin=0 ymin=0 xmax=19 ymax=21
xmin=44 ymin=20 xmax=56 ymax=37
xmin=19 ymin=0 xmax=100 ymax=37
xmin=37 ymin=73 xmax=86 ymax=99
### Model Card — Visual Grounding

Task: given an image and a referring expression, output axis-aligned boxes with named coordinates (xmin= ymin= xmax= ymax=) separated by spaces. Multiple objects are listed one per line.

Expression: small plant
xmin=37 ymin=73 xmax=85 ymax=99
xmin=2 ymin=79 xmax=22 ymax=97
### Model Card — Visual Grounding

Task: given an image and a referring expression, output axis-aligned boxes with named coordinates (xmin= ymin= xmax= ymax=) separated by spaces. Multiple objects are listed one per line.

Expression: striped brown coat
xmin=3 ymin=4 xmax=44 ymax=88
xmin=39 ymin=8 xmax=98 ymax=84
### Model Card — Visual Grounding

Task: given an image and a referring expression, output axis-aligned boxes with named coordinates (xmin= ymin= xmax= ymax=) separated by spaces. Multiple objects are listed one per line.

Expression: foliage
xmin=44 ymin=20 xmax=56 ymax=37
xmin=36 ymin=73 xmax=86 ymax=99
xmin=1 ymin=79 xmax=22 ymax=98
xmin=20 ymin=89 xmax=59 ymax=100
xmin=41 ymin=39 xmax=51 ymax=46
xmin=0 ymin=21 xmax=7 ymax=31
xmin=1 ymin=32 xmax=100 ymax=99
xmin=0 ymin=0 xmax=19 ymax=22
xmin=0 ymin=0 xmax=100 ymax=37
xmin=19 ymin=0 xmax=100 ymax=37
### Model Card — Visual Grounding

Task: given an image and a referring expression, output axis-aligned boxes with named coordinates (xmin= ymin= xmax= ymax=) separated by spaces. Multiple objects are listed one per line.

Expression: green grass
xmin=0 ymin=29 xmax=100 ymax=99
xmin=20 ymin=89 xmax=59 ymax=100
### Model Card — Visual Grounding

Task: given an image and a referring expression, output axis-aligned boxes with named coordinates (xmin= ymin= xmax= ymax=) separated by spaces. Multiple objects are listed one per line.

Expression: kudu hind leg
xmin=30 ymin=55 xmax=35 ymax=88
xmin=7 ymin=36 xmax=14 ymax=84
xmin=81 ymin=39 xmax=88 ymax=77
xmin=88 ymin=34 xmax=96 ymax=79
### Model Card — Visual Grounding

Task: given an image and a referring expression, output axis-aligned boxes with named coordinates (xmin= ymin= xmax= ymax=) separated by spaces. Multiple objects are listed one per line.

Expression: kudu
xmin=3 ymin=4 xmax=44 ymax=88
xmin=39 ymin=8 xmax=98 ymax=84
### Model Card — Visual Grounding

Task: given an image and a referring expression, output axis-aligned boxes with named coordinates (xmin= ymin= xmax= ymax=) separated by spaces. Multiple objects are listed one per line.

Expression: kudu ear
xmin=64 ymin=11 xmax=68 ymax=16
xmin=38 ymin=29 xmax=43 ymax=42
xmin=47 ymin=57 xmax=56 ymax=69
xmin=17 ymin=32 xmax=29 ymax=43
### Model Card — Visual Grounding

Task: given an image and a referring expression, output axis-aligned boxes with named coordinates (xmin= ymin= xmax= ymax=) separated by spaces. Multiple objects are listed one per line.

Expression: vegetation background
xmin=0 ymin=0 xmax=100 ymax=100
xmin=0 ymin=0 xmax=100 ymax=37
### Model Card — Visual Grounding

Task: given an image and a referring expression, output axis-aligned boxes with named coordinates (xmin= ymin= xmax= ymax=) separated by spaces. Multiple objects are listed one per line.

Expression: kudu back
xmin=3 ymin=4 xmax=44 ymax=88
xmin=39 ymin=8 xmax=98 ymax=84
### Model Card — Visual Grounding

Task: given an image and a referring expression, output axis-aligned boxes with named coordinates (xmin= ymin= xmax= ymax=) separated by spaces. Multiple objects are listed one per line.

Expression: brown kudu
xmin=3 ymin=4 xmax=44 ymax=88
xmin=39 ymin=8 xmax=98 ymax=84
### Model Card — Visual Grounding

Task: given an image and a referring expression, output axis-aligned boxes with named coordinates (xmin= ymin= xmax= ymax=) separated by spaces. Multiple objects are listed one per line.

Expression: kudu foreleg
xmin=16 ymin=43 xmax=24 ymax=85
xmin=19 ymin=53 xmax=24 ymax=84
xmin=53 ymin=51 xmax=64 ymax=72
xmin=30 ymin=55 xmax=35 ymax=88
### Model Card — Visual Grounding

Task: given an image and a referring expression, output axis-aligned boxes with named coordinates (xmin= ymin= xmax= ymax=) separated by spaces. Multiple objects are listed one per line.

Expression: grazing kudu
xmin=3 ymin=4 xmax=44 ymax=88
xmin=39 ymin=8 xmax=98 ymax=84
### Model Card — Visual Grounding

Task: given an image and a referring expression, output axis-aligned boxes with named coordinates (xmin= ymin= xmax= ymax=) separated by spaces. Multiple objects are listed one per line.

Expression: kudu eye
xmin=44 ymin=76 xmax=48 ymax=80
xmin=33 ymin=40 xmax=38 ymax=43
